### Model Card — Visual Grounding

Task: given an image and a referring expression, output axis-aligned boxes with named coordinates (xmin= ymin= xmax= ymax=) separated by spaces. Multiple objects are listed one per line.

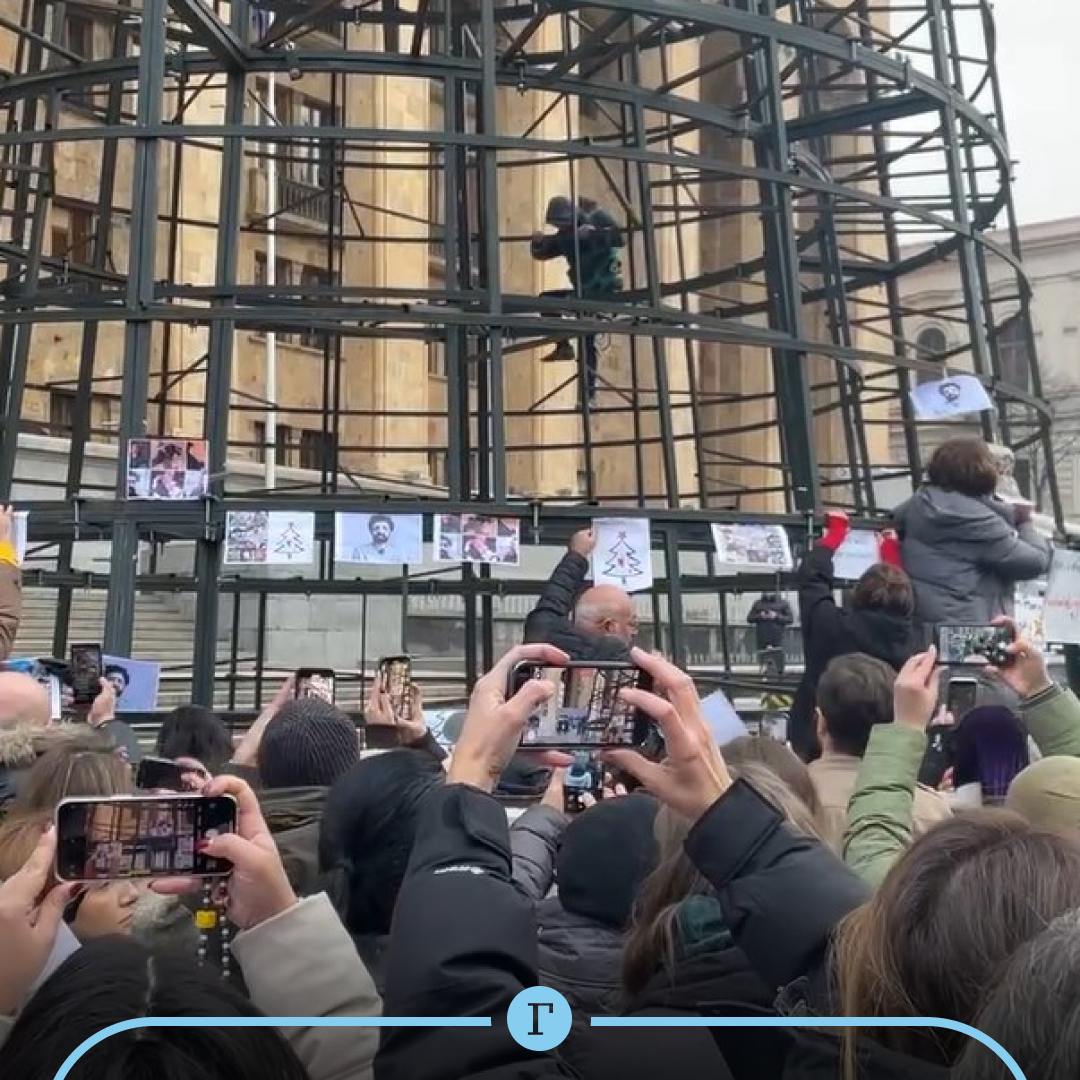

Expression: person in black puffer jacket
xmin=564 ymin=764 xmax=822 ymax=1080
xmin=536 ymin=792 xmax=658 ymax=1017
xmin=789 ymin=512 xmax=921 ymax=762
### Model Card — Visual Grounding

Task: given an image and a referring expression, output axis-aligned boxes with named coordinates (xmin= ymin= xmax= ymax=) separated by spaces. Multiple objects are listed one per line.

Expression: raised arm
xmin=987 ymin=619 xmax=1080 ymax=758
xmin=843 ymin=649 xmax=940 ymax=888
xmin=379 ymin=643 xmax=575 ymax=1080
xmin=523 ymin=531 xmax=594 ymax=647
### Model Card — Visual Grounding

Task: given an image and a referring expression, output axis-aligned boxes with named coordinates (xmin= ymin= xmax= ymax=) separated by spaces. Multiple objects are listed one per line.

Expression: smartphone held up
xmin=55 ymin=794 xmax=237 ymax=883
xmin=378 ymin=656 xmax=413 ymax=724
xmin=934 ymin=624 xmax=1013 ymax=666
xmin=295 ymin=668 xmax=336 ymax=704
xmin=510 ymin=660 xmax=654 ymax=749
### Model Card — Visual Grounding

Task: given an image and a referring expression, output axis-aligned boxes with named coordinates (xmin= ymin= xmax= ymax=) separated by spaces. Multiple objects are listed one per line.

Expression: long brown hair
xmin=622 ymin=765 xmax=822 ymax=999
xmin=834 ymin=811 xmax=1080 ymax=1071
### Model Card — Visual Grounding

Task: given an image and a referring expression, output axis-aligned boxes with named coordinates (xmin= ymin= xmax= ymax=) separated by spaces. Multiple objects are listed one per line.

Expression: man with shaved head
xmin=524 ymin=529 xmax=636 ymax=661
xmin=0 ymin=671 xmax=50 ymax=730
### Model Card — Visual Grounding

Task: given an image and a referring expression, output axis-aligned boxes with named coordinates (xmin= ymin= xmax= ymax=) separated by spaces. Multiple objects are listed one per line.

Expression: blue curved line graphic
xmin=51 ymin=1016 xmax=492 ymax=1080
xmin=590 ymin=1016 xmax=1026 ymax=1080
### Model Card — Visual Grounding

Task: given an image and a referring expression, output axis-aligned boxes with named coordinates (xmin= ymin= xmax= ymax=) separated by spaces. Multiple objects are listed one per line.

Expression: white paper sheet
xmin=592 ymin=518 xmax=653 ymax=593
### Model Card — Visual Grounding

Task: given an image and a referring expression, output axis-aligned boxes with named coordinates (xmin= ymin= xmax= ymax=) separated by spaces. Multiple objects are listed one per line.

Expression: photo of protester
xmin=435 ymin=513 xmax=521 ymax=566
xmin=126 ymin=438 xmax=209 ymax=501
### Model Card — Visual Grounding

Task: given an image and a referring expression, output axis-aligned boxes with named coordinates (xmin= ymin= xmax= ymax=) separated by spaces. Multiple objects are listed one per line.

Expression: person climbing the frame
xmin=530 ymin=195 xmax=624 ymax=402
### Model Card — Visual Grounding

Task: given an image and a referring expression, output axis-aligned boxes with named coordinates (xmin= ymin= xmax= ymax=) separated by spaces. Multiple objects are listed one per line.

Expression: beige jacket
xmin=0 ymin=892 xmax=382 ymax=1080
xmin=809 ymin=751 xmax=951 ymax=853
xmin=232 ymin=891 xmax=382 ymax=1080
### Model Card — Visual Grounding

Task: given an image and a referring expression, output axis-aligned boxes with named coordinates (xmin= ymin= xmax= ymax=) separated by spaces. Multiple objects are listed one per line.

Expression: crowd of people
xmin=0 ymin=435 xmax=1076 ymax=1079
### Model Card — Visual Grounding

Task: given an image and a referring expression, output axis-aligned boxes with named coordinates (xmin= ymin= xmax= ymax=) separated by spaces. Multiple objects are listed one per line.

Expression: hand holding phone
xmin=378 ymin=656 xmax=413 ymax=726
xmin=69 ymin=643 xmax=103 ymax=707
xmin=55 ymin=794 xmax=237 ymax=882
xmin=934 ymin=624 xmax=1014 ymax=666
xmin=563 ymin=753 xmax=604 ymax=814
xmin=135 ymin=756 xmax=185 ymax=792
xmin=510 ymin=660 xmax=654 ymax=749
xmin=295 ymin=668 xmax=335 ymax=704
xmin=148 ymin=775 xmax=298 ymax=930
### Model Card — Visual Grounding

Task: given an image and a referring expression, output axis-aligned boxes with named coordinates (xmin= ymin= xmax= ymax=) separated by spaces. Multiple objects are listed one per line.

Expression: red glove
xmin=877 ymin=528 xmax=902 ymax=568
xmin=819 ymin=510 xmax=850 ymax=552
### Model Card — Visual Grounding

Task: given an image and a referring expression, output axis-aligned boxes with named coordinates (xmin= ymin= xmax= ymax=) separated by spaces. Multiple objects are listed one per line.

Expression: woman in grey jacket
xmin=894 ymin=437 xmax=1052 ymax=628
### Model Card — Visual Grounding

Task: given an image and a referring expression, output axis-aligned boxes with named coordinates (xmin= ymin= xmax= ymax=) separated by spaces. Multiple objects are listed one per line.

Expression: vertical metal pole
xmin=0 ymin=0 xmax=56 ymax=496
xmin=627 ymin=64 xmax=680 ymax=508
xmin=478 ymin=0 xmax=506 ymax=501
xmin=103 ymin=0 xmax=168 ymax=655
xmin=191 ymin=0 xmax=249 ymax=704
xmin=265 ymin=60 xmax=279 ymax=488
xmin=55 ymin=13 xmax=131 ymax=656
xmin=926 ymin=0 xmax=995 ymax=443
xmin=254 ymin=591 xmax=267 ymax=711
xmin=663 ymin=526 xmax=685 ymax=666
xmin=738 ymin=4 xmax=819 ymax=512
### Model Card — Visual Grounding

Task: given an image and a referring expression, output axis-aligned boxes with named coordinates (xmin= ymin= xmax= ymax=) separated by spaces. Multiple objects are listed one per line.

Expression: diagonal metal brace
xmin=168 ymin=0 xmax=252 ymax=70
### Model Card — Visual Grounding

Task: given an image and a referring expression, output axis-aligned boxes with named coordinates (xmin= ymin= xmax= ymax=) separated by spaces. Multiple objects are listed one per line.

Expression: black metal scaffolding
xmin=0 ymin=0 xmax=1062 ymax=698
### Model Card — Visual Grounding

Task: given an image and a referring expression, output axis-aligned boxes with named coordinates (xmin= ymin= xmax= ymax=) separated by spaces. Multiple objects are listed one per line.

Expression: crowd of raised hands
xmin=1 ymin=620 xmax=1080 ymax=1080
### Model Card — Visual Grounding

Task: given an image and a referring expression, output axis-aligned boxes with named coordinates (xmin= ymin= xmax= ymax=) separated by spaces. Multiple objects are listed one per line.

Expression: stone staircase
xmin=11 ymin=589 xmax=468 ymax=714
xmin=11 ymin=588 xmax=239 ymax=710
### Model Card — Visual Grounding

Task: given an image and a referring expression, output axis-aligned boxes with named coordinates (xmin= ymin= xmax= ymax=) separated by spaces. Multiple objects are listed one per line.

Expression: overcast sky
xmin=992 ymin=0 xmax=1080 ymax=225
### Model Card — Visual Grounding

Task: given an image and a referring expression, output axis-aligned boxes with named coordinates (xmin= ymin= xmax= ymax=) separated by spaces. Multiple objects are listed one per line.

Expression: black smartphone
xmin=934 ymin=624 xmax=1012 ymax=666
xmin=295 ymin=668 xmax=336 ymax=704
xmin=55 ymin=794 xmax=237 ymax=882
xmin=69 ymin=643 xmax=103 ymax=706
xmin=509 ymin=660 xmax=654 ymax=749
xmin=919 ymin=725 xmax=954 ymax=789
xmin=135 ymin=756 xmax=185 ymax=792
xmin=563 ymin=753 xmax=603 ymax=814
xmin=946 ymin=676 xmax=979 ymax=720
xmin=378 ymin=656 xmax=413 ymax=724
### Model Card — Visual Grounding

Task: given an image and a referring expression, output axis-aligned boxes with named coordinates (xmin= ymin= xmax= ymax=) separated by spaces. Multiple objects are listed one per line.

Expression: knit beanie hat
xmin=556 ymin=792 xmax=659 ymax=929
xmin=258 ymin=698 xmax=359 ymax=790
xmin=1007 ymin=756 xmax=1080 ymax=832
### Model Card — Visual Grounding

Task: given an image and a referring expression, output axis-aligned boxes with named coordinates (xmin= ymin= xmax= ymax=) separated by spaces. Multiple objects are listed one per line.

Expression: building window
xmin=292 ymin=97 xmax=332 ymax=187
xmin=48 ymin=390 xmax=77 ymax=436
xmin=995 ymin=315 xmax=1031 ymax=392
xmin=298 ymin=265 xmax=331 ymax=349
xmin=275 ymin=424 xmax=295 ymax=467
xmin=427 ymin=342 xmax=446 ymax=377
xmin=299 ymin=428 xmax=332 ymax=471
xmin=52 ymin=204 xmax=95 ymax=265
xmin=65 ymin=14 xmax=94 ymax=58
xmin=915 ymin=326 xmax=947 ymax=384
xmin=251 ymin=420 xmax=267 ymax=463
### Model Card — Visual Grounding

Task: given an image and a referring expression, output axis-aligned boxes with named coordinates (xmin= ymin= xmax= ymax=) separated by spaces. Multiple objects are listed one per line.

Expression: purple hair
xmin=951 ymin=706 xmax=1030 ymax=803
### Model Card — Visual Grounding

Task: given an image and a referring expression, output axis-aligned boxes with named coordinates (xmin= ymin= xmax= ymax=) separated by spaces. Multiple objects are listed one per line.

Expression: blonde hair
xmin=0 ymin=809 xmax=55 ymax=883
xmin=14 ymin=733 xmax=132 ymax=815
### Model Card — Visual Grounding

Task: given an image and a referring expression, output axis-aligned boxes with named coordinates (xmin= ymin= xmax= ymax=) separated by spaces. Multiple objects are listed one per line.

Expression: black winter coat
xmin=523 ymin=551 xmax=630 ymax=662
xmin=536 ymin=896 xmax=624 ymax=1018
xmin=789 ymin=545 xmax=921 ymax=761
xmin=377 ymin=784 xmax=577 ymax=1080
xmin=687 ymin=780 xmax=949 ymax=1080
xmin=562 ymin=936 xmax=779 ymax=1080
xmin=748 ymin=595 xmax=794 ymax=651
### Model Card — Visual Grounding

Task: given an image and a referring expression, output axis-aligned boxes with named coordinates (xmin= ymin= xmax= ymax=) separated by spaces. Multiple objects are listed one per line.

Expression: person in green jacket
xmin=843 ymin=617 xmax=1080 ymax=887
